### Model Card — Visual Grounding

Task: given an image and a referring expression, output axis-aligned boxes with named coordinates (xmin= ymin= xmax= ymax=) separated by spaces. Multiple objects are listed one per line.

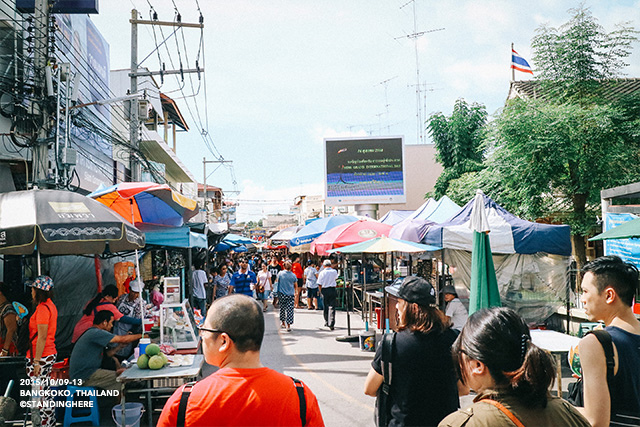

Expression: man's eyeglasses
xmin=198 ymin=327 xmax=236 ymax=341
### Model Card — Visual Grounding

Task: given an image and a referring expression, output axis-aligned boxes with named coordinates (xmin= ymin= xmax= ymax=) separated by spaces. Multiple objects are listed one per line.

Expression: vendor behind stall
xmin=113 ymin=281 xmax=144 ymax=359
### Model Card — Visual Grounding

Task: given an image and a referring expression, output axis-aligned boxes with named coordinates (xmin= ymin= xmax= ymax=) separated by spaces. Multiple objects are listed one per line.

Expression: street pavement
xmin=260 ymin=305 xmax=377 ymax=426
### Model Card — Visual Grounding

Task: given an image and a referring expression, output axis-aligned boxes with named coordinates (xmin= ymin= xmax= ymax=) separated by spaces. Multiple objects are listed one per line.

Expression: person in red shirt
xmin=291 ymin=254 xmax=306 ymax=308
xmin=158 ymin=294 xmax=324 ymax=427
xmin=26 ymin=275 xmax=58 ymax=427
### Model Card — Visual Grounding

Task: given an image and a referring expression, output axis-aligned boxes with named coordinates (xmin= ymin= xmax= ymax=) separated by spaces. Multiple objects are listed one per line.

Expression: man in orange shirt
xmin=291 ymin=254 xmax=306 ymax=308
xmin=157 ymin=294 xmax=324 ymax=426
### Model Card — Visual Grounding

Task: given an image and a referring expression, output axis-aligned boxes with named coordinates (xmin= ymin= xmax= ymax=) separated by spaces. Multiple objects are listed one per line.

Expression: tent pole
xmin=129 ymin=199 xmax=146 ymax=335
xmin=37 ymin=249 xmax=41 ymax=276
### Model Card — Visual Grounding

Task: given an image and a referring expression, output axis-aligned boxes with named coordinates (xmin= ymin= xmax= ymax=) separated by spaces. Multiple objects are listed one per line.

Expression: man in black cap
xmin=441 ymin=285 xmax=468 ymax=332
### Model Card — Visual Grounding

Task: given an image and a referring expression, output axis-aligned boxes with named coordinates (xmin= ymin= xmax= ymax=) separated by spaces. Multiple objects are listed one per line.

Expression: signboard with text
xmin=324 ymin=136 xmax=406 ymax=206
xmin=604 ymin=212 xmax=640 ymax=269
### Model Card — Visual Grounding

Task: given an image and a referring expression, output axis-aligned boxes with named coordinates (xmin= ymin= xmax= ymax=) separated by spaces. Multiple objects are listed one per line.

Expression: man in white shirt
xmin=441 ymin=285 xmax=468 ymax=332
xmin=192 ymin=263 xmax=208 ymax=315
xmin=317 ymin=259 xmax=339 ymax=330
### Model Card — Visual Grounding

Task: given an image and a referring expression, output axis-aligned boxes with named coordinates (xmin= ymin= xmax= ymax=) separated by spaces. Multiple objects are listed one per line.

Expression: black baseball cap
xmin=386 ymin=276 xmax=436 ymax=306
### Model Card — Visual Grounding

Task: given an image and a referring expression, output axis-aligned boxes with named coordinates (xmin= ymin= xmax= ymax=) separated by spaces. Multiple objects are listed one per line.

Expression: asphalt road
xmin=260 ymin=305 xmax=377 ymax=426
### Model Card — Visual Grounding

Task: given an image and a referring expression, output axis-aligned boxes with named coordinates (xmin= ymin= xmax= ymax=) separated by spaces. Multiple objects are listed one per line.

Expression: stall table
xmin=118 ymin=354 xmax=204 ymax=426
xmin=530 ymin=329 xmax=580 ymax=397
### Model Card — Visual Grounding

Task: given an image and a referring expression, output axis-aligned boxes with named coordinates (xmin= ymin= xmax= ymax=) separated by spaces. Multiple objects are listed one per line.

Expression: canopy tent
xmin=422 ymin=193 xmax=572 ymax=323
xmin=142 ymin=226 xmax=207 ymax=249
xmin=389 ymin=196 xmax=462 ymax=242
xmin=289 ymin=215 xmax=359 ymax=247
xmin=310 ymin=220 xmax=392 ymax=256
xmin=223 ymin=233 xmax=258 ymax=245
xmin=328 ymin=235 xmax=441 ymax=254
xmin=378 ymin=210 xmax=413 ymax=226
xmin=269 ymin=225 xmax=303 ymax=242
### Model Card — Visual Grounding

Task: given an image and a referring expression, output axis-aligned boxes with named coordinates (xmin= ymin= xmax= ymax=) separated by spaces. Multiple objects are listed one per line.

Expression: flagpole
xmin=511 ymin=42 xmax=515 ymax=82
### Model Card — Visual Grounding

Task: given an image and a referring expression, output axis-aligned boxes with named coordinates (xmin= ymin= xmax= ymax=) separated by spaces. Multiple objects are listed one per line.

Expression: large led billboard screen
xmin=324 ymin=136 xmax=406 ymax=206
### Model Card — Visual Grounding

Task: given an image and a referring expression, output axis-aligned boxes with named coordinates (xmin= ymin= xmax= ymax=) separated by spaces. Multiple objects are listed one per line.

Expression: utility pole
xmin=203 ymin=157 xmax=232 ymax=223
xmin=129 ymin=9 xmax=204 ymax=181
xmin=32 ymin=0 xmax=50 ymax=187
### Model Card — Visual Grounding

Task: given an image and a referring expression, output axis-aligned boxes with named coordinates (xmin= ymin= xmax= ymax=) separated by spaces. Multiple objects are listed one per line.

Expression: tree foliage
xmin=427 ymin=99 xmax=487 ymax=198
xmin=490 ymin=98 xmax=640 ymax=236
xmin=532 ymin=5 xmax=638 ymax=102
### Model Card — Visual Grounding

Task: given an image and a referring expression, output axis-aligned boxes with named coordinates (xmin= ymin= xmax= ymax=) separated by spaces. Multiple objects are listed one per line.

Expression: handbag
xmin=567 ymin=329 xmax=614 ymax=407
xmin=375 ymin=332 xmax=396 ymax=427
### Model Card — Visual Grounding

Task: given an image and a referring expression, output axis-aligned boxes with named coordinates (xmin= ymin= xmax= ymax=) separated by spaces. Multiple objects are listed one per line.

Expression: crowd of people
xmin=1 ymin=254 xmax=639 ymax=426
xmin=196 ymin=253 xmax=342 ymax=333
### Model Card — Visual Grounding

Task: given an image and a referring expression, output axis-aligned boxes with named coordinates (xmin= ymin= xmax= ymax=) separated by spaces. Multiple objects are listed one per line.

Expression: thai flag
xmin=511 ymin=48 xmax=533 ymax=75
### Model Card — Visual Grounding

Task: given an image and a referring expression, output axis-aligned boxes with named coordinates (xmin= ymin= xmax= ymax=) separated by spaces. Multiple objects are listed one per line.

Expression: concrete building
xmin=376 ymin=144 xmax=443 ymax=218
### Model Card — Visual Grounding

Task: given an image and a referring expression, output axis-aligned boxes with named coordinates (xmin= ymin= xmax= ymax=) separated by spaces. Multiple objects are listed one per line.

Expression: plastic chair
xmin=63 ymin=386 xmax=100 ymax=426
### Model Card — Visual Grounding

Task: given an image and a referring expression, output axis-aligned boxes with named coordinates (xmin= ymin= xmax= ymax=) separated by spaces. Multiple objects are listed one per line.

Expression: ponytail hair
xmin=83 ymin=284 xmax=119 ymax=316
xmin=452 ymin=307 xmax=555 ymax=408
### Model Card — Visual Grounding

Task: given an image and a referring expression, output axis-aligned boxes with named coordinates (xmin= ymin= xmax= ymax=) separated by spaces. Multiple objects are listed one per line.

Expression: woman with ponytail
xmin=439 ymin=307 xmax=589 ymax=427
xmin=71 ymin=285 xmax=125 ymax=343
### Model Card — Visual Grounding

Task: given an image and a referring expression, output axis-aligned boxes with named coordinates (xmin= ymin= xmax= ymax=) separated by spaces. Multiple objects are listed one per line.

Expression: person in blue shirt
xmin=229 ymin=258 xmax=257 ymax=297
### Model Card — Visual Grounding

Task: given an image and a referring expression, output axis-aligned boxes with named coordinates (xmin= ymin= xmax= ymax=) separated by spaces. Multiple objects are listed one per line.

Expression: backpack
xmin=16 ymin=303 xmax=50 ymax=357
xmin=567 ymin=329 xmax=614 ymax=407
xmin=376 ymin=332 xmax=396 ymax=427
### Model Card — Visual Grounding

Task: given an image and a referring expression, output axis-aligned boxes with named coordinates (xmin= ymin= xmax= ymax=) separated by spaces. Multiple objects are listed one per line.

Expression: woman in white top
xmin=256 ymin=263 xmax=272 ymax=312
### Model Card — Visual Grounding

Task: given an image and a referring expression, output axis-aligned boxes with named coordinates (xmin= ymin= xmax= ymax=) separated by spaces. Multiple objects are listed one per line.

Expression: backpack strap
xmin=176 ymin=381 xmax=196 ymax=427
xmin=381 ymin=332 xmax=395 ymax=386
xmin=588 ymin=330 xmax=615 ymax=382
xmin=482 ymin=399 xmax=525 ymax=427
xmin=291 ymin=377 xmax=307 ymax=426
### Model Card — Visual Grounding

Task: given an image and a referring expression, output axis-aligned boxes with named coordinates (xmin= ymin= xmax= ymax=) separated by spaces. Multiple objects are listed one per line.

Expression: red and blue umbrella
xmin=88 ymin=182 xmax=199 ymax=227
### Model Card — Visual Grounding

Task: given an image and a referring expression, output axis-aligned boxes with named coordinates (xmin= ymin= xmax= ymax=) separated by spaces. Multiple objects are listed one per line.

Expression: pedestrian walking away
xmin=316 ymin=259 xmax=338 ymax=330
xmin=276 ymin=261 xmax=297 ymax=332
xmin=157 ymin=294 xmax=324 ymax=426
xmin=192 ymin=263 xmax=208 ymax=315
xmin=304 ymin=260 xmax=319 ymax=310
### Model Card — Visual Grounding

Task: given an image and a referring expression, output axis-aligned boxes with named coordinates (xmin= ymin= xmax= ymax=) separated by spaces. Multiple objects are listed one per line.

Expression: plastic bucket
xmin=138 ymin=338 xmax=151 ymax=356
xmin=359 ymin=331 xmax=376 ymax=352
xmin=112 ymin=402 xmax=144 ymax=427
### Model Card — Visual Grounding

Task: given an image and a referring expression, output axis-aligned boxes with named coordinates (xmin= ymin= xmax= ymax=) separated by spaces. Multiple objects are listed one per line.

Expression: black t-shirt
xmin=268 ymin=264 xmax=282 ymax=283
xmin=372 ymin=328 xmax=459 ymax=427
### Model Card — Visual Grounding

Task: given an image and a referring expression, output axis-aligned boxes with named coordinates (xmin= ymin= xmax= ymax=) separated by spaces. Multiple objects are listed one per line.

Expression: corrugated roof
xmin=160 ymin=93 xmax=189 ymax=131
xmin=507 ymin=78 xmax=640 ymax=102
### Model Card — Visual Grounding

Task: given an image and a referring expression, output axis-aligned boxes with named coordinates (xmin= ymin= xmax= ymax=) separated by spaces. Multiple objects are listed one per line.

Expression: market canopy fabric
xmin=223 ymin=233 xmax=258 ymax=245
xmin=289 ymin=215 xmax=359 ymax=247
xmin=0 ymin=189 xmax=145 ymax=255
xmin=142 ymin=225 xmax=207 ymax=249
xmin=589 ymin=217 xmax=640 ymax=241
xmin=270 ymin=225 xmax=303 ymax=242
xmin=310 ymin=219 xmax=392 ymax=256
xmin=422 ymin=193 xmax=571 ymax=256
xmin=327 ymin=235 xmax=441 ymax=254
xmin=378 ymin=210 xmax=413 ymax=226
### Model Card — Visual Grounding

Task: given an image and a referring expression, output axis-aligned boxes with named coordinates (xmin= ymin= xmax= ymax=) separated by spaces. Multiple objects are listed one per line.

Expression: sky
xmin=89 ymin=1 xmax=640 ymax=221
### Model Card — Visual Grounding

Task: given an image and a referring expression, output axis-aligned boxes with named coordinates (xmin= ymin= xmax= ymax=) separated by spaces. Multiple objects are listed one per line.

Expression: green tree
xmin=427 ymin=99 xmax=488 ymax=198
xmin=531 ymin=5 xmax=637 ymax=102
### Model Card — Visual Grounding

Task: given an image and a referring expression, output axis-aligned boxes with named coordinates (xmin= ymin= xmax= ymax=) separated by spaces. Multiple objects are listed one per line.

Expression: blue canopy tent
xmin=141 ymin=226 xmax=207 ymax=249
xmin=422 ymin=193 xmax=572 ymax=323
xmin=223 ymin=233 xmax=258 ymax=245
